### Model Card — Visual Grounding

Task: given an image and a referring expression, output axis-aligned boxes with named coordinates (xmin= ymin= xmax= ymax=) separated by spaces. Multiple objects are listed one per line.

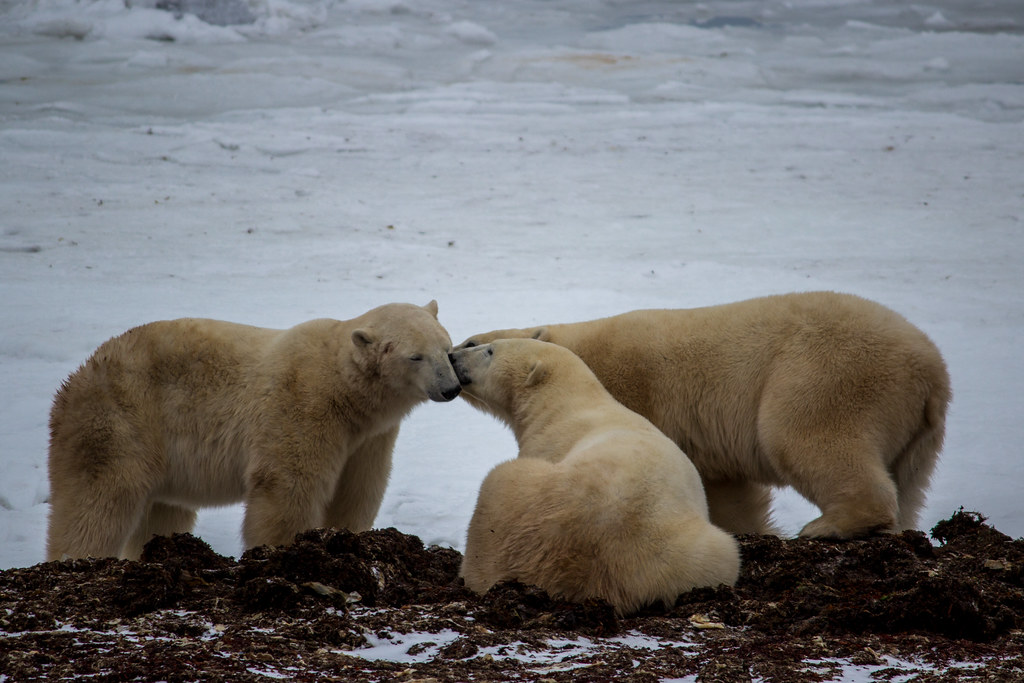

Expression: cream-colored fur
xmin=451 ymin=339 xmax=740 ymax=615
xmin=46 ymin=301 xmax=460 ymax=561
xmin=456 ymin=292 xmax=951 ymax=539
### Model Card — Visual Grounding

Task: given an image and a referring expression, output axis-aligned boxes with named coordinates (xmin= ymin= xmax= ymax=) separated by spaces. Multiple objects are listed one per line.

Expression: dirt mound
xmin=478 ymin=580 xmax=619 ymax=635
xmin=2 ymin=510 xmax=1023 ymax=681
xmin=703 ymin=518 xmax=1022 ymax=642
xmin=230 ymin=527 xmax=469 ymax=612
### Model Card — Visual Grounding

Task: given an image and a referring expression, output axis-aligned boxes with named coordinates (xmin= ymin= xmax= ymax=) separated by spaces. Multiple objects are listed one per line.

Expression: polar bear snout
xmin=450 ymin=344 xmax=494 ymax=386
xmin=436 ymin=387 xmax=462 ymax=402
xmin=437 ymin=382 xmax=462 ymax=402
xmin=431 ymin=375 xmax=462 ymax=402
xmin=427 ymin=355 xmax=462 ymax=402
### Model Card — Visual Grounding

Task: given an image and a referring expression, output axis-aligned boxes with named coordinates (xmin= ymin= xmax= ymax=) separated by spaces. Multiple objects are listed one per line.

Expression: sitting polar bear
xmin=46 ymin=301 xmax=460 ymax=561
xmin=456 ymin=292 xmax=951 ymax=539
xmin=451 ymin=339 xmax=740 ymax=615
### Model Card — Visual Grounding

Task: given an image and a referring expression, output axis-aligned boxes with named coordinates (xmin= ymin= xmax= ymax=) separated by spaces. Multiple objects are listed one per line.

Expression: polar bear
xmin=456 ymin=292 xmax=951 ymax=539
xmin=46 ymin=301 xmax=460 ymax=561
xmin=451 ymin=339 xmax=740 ymax=616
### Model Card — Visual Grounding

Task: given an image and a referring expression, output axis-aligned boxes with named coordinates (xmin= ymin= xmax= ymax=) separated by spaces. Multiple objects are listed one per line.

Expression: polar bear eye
xmin=409 ymin=354 xmax=424 ymax=362
xmin=463 ymin=341 xmax=477 ymax=348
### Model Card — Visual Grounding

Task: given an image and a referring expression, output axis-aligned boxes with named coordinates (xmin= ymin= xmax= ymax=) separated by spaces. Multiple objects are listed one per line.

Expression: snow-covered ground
xmin=1 ymin=0 xmax=1022 ymax=576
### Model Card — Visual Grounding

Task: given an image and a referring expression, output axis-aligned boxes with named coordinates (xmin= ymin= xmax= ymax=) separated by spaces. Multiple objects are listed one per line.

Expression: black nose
xmin=441 ymin=385 xmax=462 ymax=401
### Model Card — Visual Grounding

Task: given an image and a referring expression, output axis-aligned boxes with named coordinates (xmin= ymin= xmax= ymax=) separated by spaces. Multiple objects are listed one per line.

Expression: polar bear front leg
xmin=325 ymin=428 xmax=398 ymax=533
xmin=242 ymin=456 xmax=342 ymax=549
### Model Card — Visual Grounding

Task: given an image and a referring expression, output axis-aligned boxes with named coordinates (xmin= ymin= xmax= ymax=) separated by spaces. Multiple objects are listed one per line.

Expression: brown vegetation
xmin=2 ymin=510 xmax=1022 ymax=681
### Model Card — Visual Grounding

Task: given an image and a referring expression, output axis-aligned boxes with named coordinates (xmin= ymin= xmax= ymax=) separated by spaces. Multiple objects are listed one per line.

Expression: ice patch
xmin=348 ymin=627 xmax=702 ymax=672
xmin=446 ymin=20 xmax=497 ymax=46
xmin=350 ymin=628 xmax=462 ymax=663
xmin=805 ymin=654 xmax=991 ymax=682
xmin=343 ymin=626 xmax=970 ymax=680
xmin=582 ymin=22 xmax=728 ymax=54
xmin=1 ymin=0 xmax=330 ymax=41
xmin=924 ymin=11 xmax=954 ymax=29
xmin=154 ymin=0 xmax=256 ymax=26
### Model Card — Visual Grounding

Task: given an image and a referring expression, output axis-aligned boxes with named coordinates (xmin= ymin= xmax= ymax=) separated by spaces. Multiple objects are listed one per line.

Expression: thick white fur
xmin=456 ymin=292 xmax=951 ymax=539
xmin=452 ymin=339 xmax=740 ymax=615
xmin=46 ymin=301 xmax=459 ymax=560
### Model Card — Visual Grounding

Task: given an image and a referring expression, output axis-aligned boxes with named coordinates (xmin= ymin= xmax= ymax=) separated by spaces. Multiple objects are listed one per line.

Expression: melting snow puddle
xmin=481 ymin=636 xmax=603 ymax=672
xmin=347 ymin=628 xmax=462 ymax=662
xmin=0 ymin=615 xmax=1000 ymax=682
xmin=799 ymin=654 xmax=990 ymax=683
xmin=244 ymin=666 xmax=303 ymax=680
xmin=347 ymin=627 xmax=700 ymax=672
xmin=344 ymin=627 xmax=995 ymax=682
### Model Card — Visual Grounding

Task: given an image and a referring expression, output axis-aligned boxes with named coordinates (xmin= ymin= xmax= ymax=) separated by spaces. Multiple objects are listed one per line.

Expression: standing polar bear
xmin=451 ymin=339 xmax=740 ymax=615
xmin=457 ymin=292 xmax=951 ymax=539
xmin=46 ymin=301 xmax=460 ymax=561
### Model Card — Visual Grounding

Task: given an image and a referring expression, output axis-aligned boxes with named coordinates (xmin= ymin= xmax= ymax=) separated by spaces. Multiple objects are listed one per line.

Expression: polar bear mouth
xmin=453 ymin=364 xmax=473 ymax=386
xmin=449 ymin=352 xmax=474 ymax=386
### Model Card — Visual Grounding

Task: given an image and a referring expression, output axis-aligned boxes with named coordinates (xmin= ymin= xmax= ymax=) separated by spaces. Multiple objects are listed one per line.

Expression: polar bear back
xmin=539 ymin=292 xmax=947 ymax=484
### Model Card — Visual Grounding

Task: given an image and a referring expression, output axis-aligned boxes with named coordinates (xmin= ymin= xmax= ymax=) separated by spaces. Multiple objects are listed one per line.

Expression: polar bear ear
xmin=423 ymin=300 xmax=439 ymax=317
xmin=352 ymin=329 xmax=375 ymax=348
xmin=525 ymin=360 xmax=549 ymax=387
xmin=531 ymin=328 xmax=550 ymax=342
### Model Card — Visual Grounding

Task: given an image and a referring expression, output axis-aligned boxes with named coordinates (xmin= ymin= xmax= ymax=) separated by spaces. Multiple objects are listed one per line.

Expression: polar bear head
xmin=450 ymin=338 xmax=596 ymax=424
xmin=351 ymin=300 xmax=461 ymax=403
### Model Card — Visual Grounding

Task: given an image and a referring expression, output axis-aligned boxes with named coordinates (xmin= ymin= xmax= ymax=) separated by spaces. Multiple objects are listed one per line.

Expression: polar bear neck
xmin=332 ymin=355 xmax=423 ymax=434
xmin=329 ymin=381 xmax=413 ymax=435
xmin=510 ymin=373 xmax=613 ymax=462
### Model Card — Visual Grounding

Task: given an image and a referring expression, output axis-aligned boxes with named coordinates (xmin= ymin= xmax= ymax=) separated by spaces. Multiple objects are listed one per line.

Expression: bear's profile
xmin=456 ymin=292 xmax=951 ymax=539
xmin=451 ymin=339 xmax=740 ymax=615
xmin=46 ymin=301 xmax=460 ymax=561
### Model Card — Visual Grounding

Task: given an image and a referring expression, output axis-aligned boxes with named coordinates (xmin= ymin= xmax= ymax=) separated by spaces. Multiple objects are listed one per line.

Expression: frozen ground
xmin=1 ymin=0 xmax=1022 ymax=575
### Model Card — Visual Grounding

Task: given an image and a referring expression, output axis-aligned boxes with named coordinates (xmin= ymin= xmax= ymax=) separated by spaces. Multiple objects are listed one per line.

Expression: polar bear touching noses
xmin=46 ymin=301 xmax=460 ymax=561
xmin=451 ymin=338 xmax=740 ymax=616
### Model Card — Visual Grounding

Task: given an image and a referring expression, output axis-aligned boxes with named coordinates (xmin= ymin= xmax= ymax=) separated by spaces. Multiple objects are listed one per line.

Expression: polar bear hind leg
xmin=782 ymin=436 xmax=899 ymax=539
xmin=703 ymin=480 xmax=779 ymax=535
xmin=46 ymin=407 xmax=161 ymax=561
xmin=46 ymin=472 xmax=153 ymax=561
xmin=891 ymin=392 xmax=947 ymax=532
xmin=47 ymin=488 xmax=144 ymax=561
